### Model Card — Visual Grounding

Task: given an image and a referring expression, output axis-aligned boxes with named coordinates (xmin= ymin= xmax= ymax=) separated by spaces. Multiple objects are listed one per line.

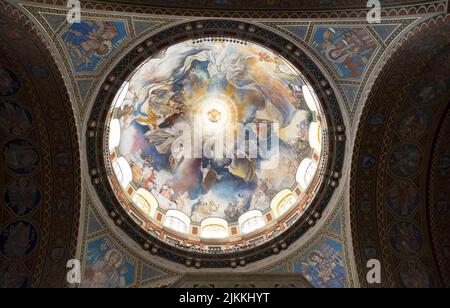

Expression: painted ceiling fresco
xmin=22 ymin=0 xmax=445 ymax=120
xmin=91 ymin=19 xmax=346 ymax=267
xmin=80 ymin=196 xmax=179 ymax=288
xmin=0 ymin=0 xmax=448 ymax=288
xmin=61 ymin=20 xmax=129 ymax=73
xmin=106 ymin=38 xmax=324 ymax=246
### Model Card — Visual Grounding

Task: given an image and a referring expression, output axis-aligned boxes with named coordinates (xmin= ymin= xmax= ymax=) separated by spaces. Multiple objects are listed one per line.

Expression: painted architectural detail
xmin=312 ymin=27 xmax=378 ymax=80
xmin=132 ymin=20 xmax=161 ymax=36
xmin=3 ymin=0 xmax=447 ymax=288
xmin=40 ymin=13 xmax=67 ymax=32
xmin=370 ymin=24 xmax=401 ymax=41
xmin=277 ymin=24 xmax=309 ymax=41
xmin=341 ymin=84 xmax=359 ymax=108
xmin=80 ymin=197 xmax=180 ymax=288
xmin=260 ymin=205 xmax=353 ymax=288
xmin=87 ymin=210 xmax=104 ymax=235
xmin=351 ymin=17 xmax=450 ymax=288
xmin=293 ymin=238 xmax=348 ymax=288
xmin=61 ymin=20 xmax=129 ymax=73
xmin=82 ymin=236 xmax=137 ymax=288
xmin=76 ymin=79 xmax=94 ymax=102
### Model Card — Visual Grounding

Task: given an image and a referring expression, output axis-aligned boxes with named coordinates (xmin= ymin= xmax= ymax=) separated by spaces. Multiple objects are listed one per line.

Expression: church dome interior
xmin=0 ymin=0 xmax=449 ymax=290
xmin=105 ymin=36 xmax=328 ymax=261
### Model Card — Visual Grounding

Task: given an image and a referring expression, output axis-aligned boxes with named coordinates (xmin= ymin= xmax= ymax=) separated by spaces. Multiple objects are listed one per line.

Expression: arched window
xmin=108 ymin=119 xmax=121 ymax=151
xmin=113 ymin=81 xmax=129 ymax=108
xmin=239 ymin=210 xmax=266 ymax=235
xmin=163 ymin=210 xmax=190 ymax=234
xmin=302 ymin=84 xmax=319 ymax=112
xmin=132 ymin=188 xmax=158 ymax=218
xmin=112 ymin=157 xmax=132 ymax=188
xmin=309 ymin=122 xmax=322 ymax=153
xmin=201 ymin=218 xmax=228 ymax=239
xmin=296 ymin=158 xmax=318 ymax=192
xmin=277 ymin=194 xmax=298 ymax=217
xmin=271 ymin=189 xmax=298 ymax=217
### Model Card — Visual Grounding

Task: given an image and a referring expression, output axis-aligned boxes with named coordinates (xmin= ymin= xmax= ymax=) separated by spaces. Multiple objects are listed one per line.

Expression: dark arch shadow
xmin=0 ymin=4 xmax=81 ymax=288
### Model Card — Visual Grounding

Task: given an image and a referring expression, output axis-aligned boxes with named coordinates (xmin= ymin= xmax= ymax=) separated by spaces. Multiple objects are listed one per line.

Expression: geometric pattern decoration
xmin=76 ymin=79 xmax=94 ymax=102
xmin=141 ymin=264 xmax=166 ymax=282
xmin=327 ymin=212 xmax=343 ymax=237
xmin=87 ymin=210 xmax=104 ymax=235
xmin=269 ymin=264 xmax=289 ymax=273
xmin=429 ymin=108 xmax=450 ymax=287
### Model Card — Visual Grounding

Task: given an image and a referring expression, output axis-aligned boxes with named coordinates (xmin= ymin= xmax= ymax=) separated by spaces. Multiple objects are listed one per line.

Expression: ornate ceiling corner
xmin=84 ymin=19 xmax=347 ymax=270
xmin=0 ymin=1 xmax=86 ymax=133
xmin=370 ymin=24 xmax=402 ymax=42
xmin=259 ymin=16 xmax=429 ymax=124
xmin=259 ymin=197 xmax=357 ymax=288
xmin=77 ymin=0 xmax=448 ymax=19
xmin=78 ymin=192 xmax=181 ymax=288
xmin=351 ymin=12 xmax=446 ymax=128
xmin=15 ymin=2 xmax=178 ymax=117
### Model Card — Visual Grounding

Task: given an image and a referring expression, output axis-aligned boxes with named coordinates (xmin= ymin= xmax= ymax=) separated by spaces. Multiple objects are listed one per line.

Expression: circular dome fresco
xmin=88 ymin=20 xmax=345 ymax=268
xmin=105 ymin=38 xmax=326 ymax=251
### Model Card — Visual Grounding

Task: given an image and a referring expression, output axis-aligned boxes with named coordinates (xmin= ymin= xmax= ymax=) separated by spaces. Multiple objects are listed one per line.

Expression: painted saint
xmin=82 ymin=249 xmax=130 ymax=288
xmin=62 ymin=20 xmax=127 ymax=72
xmin=295 ymin=240 xmax=348 ymax=288
xmin=314 ymin=27 xmax=376 ymax=79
